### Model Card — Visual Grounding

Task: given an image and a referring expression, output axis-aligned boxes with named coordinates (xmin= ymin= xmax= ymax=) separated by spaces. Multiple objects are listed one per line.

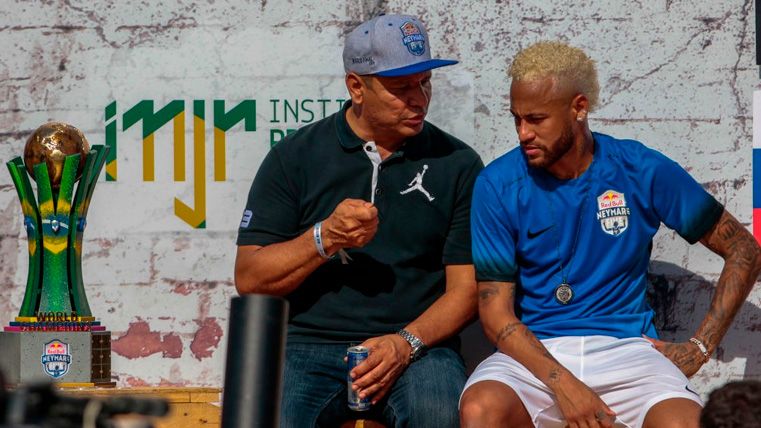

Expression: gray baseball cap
xmin=343 ymin=14 xmax=458 ymax=77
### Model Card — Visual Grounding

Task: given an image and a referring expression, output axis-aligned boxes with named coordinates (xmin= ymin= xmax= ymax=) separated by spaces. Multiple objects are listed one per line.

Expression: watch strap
xmin=397 ymin=329 xmax=427 ymax=361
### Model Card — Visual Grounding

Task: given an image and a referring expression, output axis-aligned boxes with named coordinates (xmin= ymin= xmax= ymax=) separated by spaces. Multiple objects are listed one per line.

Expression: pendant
xmin=555 ymin=283 xmax=573 ymax=305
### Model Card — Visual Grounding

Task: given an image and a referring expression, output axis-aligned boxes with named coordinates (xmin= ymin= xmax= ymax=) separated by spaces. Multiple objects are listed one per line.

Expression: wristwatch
xmin=397 ymin=329 xmax=427 ymax=361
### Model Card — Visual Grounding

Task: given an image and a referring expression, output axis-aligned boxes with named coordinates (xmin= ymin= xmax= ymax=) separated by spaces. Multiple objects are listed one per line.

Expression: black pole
xmin=0 ymin=369 xmax=6 ymax=423
xmin=221 ymin=295 xmax=289 ymax=428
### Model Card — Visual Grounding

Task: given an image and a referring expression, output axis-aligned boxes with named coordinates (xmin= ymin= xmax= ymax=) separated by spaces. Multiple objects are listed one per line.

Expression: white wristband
xmin=689 ymin=337 xmax=710 ymax=363
xmin=313 ymin=221 xmax=332 ymax=259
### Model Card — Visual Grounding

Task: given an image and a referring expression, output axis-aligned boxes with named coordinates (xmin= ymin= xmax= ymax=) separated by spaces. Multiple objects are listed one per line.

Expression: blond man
xmin=459 ymin=41 xmax=761 ymax=428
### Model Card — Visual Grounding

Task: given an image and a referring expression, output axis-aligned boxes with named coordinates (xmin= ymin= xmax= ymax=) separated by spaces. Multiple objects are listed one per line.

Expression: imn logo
xmin=104 ymin=100 xmax=256 ymax=228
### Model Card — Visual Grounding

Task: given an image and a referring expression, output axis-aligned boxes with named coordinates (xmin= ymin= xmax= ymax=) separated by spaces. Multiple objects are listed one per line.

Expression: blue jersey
xmin=471 ymin=132 xmax=723 ymax=339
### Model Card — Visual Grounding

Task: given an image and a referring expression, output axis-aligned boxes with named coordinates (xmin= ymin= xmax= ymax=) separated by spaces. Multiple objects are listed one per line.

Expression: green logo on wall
xmin=105 ymin=98 xmax=345 ymax=228
xmin=104 ymin=100 xmax=256 ymax=229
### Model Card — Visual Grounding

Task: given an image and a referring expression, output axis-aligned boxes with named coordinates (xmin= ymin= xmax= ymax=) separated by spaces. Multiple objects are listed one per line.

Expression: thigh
xmin=585 ymin=338 xmax=703 ymax=428
xmin=642 ymin=398 xmax=701 ymax=428
xmin=462 ymin=350 xmax=559 ymax=426
xmin=382 ymin=347 xmax=466 ymax=428
xmin=281 ymin=343 xmax=347 ymax=428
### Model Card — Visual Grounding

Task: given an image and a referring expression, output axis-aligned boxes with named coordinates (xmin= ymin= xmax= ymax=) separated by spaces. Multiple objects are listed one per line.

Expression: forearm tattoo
xmin=523 ymin=327 xmax=556 ymax=361
xmin=495 ymin=322 xmax=520 ymax=343
xmin=700 ymin=213 xmax=761 ymax=351
xmin=547 ymin=367 xmax=562 ymax=385
xmin=662 ymin=342 xmax=701 ymax=370
xmin=495 ymin=321 xmax=556 ymax=357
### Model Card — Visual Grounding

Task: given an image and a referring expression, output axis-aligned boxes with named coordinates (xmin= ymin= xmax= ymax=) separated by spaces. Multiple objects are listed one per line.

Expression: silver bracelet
xmin=313 ymin=221 xmax=331 ymax=259
xmin=689 ymin=337 xmax=710 ymax=363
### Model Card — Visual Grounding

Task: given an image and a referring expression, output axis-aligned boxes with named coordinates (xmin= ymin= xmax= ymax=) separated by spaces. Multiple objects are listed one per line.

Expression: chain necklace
xmin=545 ymin=185 xmax=588 ymax=305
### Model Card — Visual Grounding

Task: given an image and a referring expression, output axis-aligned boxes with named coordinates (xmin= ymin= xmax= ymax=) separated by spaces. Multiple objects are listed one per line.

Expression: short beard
xmin=527 ymin=123 xmax=575 ymax=170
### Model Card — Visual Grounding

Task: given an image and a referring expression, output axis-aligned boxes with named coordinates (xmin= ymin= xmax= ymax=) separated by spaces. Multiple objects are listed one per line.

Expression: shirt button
xmin=375 ymin=187 xmax=382 ymax=195
xmin=365 ymin=145 xmax=373 ymax=152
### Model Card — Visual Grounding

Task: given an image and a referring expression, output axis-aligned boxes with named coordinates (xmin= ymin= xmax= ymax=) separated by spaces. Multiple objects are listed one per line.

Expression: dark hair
xmin=701 ymin=380 xmax=761 ymax=428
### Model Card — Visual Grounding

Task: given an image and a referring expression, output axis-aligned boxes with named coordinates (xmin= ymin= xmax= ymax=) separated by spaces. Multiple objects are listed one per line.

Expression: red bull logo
xmin=401 ymin=22 xmax=419 ymax=36
xmin=41 ymin=339 xmax=72 ymax=379
xmin=596 ymin=190 xmax=630 ymax=236
xmin=399 ymin=22 xmax=425 ymax=56
xmin=599 ymin=191 xmax=625 ymax=209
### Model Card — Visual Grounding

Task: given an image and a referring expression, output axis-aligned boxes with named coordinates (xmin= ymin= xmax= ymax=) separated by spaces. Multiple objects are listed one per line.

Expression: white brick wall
xmin=0 ymin=0 xmax=758 ymax=398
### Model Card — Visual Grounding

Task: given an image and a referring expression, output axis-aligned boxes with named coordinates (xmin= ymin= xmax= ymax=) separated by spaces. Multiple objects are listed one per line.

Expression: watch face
xmin=410 ymin=344 xmax=426 ymax=361
xmin=410 ymin=349 xmax=419 ymax=361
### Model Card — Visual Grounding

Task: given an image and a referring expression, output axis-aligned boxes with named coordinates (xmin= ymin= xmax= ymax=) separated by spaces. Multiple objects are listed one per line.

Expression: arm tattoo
xmin=698 ymin=212 xmax=761 ymax=351
xmin=478 ymin=282 xmax=516 ymax=305
xmin=716 ymin=216 xmax=742 ymax=241
xmin=478 ymin=283 xmax=500 ymax=302
xmin=524 ymin=327 xmax=556 ymax=360
xmin=547 ymin=367 xmax=562 ymax=385
xmin=495 ymin=322 xmax=520 ymax=343
xmin=663 ymin=342 xmax=701 ymax=369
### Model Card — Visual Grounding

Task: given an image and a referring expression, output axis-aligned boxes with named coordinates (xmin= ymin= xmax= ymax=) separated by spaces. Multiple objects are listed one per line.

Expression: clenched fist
xmin=321 ymin=199 xmax=379 ymax=253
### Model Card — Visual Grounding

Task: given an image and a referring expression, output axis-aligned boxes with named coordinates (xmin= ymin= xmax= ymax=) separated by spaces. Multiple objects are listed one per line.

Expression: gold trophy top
xmin=23 ymin=122 xmax=90 ymax=190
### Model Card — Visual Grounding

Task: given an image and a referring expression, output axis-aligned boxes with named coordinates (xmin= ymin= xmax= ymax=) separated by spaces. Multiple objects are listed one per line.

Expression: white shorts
xmin=462 ymin=336 xmax=702 ymax=428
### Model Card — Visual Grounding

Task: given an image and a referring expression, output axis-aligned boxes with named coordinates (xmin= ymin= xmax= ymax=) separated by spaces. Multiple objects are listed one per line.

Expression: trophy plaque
xmin=0 ymin=122 xmax=113 ymax=386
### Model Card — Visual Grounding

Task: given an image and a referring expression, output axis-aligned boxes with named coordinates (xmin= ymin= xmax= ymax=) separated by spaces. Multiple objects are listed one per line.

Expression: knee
xmin=459 ymin=388 xmax=495 ymax=426
xmin=459 ymin=382 xmax=522 ymax=428
xmin=459 ymin=398 xmax=486 ymax=426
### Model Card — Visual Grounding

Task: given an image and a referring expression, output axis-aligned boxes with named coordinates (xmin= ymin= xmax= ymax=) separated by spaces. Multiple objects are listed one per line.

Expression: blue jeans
xmin=280 ymin=342 xmax=466 ymax=428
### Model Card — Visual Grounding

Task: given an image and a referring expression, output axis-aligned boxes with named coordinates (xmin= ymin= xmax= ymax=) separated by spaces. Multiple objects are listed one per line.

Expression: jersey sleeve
xmin=442 ymin=154 xmax=484 ymax=265
xmin=471 ymin=174 xmax=519 ymax=282
xmin=236 ymin=147 xmax=301 ymax=246
xmin=651 ymin=154 xmax=724 ymax=244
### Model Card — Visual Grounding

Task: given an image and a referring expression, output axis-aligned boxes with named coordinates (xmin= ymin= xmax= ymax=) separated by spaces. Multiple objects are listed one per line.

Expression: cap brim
xmin=375 ymin=59 xmax=458 ymax=77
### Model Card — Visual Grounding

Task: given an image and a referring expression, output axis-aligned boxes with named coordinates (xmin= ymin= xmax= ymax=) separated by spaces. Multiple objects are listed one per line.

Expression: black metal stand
xmin=221 ymin=295 xmax=289 ymax=428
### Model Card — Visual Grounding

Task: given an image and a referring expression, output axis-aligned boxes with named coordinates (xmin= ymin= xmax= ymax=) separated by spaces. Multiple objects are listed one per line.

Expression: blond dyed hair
xmin=509 ymin=41 xmax=600 ymax=111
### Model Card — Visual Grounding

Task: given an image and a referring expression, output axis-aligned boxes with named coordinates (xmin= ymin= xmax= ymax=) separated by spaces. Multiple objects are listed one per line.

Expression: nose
xmin=408 ymin=81 xmax=430 ymax=109
xmin=516 ymin=119 xmax=534 ymax=143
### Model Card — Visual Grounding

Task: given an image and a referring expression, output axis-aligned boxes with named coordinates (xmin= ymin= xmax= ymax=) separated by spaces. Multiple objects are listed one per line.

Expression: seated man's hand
xmin=349 ymin=334 xmax=411 ymax=404
xmin=553 ymin=376 xmax=616 ymax=428
xmin=644 ymin=336 xmax=705 ymax=378
xmin=322 ymin=199 xmax=379 ymax=251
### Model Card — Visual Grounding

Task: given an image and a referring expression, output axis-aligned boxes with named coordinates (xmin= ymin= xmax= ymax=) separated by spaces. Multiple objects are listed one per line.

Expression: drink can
xmin=347 ymin=345 xmax=371 ymax=411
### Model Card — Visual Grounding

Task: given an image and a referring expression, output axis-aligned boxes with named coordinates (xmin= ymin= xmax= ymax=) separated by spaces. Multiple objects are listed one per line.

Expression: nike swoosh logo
xmin=527 ymin=225 xmax=553 ymax=239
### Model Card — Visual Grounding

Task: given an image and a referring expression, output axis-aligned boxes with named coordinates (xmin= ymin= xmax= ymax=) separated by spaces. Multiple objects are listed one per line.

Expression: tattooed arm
xmin=647 ymin=210 xmax=761 ymax=377
xmin=478 ymin=281 xmax=616 ymax=427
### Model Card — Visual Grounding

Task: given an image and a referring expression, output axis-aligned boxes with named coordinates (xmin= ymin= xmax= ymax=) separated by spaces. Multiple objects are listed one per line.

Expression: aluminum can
xmin=347 ymin=345 xmax=371 ymax=411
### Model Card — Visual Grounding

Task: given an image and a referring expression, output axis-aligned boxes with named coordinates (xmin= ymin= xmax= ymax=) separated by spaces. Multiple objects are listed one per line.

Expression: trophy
xmin=0 ymin=122 xmax=113 ymax=386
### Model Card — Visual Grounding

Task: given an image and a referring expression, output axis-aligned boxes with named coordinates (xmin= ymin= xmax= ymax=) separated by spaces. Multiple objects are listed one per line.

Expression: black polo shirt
xmin=237 ymin=102 xmax=483 ymax=343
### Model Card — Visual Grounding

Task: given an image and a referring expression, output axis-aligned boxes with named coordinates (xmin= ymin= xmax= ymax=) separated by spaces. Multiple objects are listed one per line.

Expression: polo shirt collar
xmin=336 ymin=101 xmax=366 ymax=150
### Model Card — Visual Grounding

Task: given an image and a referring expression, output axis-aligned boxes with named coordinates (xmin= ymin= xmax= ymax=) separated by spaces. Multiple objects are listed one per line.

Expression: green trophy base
xmin=0 ymin=329 xmax=113 ymax=387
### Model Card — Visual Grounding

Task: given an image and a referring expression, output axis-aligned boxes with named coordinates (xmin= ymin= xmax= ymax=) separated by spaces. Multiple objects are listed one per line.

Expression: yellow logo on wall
xmin=104 ymin=100 xmax=256 ymax=229
xmin=105 ymin=97 xmax=346 ymax=229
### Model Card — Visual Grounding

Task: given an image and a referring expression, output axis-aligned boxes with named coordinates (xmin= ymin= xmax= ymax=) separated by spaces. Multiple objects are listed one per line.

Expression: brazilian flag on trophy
xmin=0 ymin=122 xmax=112 ymax=386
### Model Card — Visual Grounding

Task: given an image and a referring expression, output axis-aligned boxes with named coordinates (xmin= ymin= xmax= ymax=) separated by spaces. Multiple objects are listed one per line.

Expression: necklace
xmin=545 ymin=186 xmax=587 ymax=305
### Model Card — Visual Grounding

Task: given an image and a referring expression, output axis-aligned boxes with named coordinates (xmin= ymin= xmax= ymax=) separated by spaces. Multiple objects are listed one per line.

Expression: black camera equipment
xmin=0 ymin=372 xmax=169 ymax=428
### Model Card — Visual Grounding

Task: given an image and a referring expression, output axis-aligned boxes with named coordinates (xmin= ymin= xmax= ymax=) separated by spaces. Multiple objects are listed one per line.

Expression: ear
xmin=345 ymin=73 xmax=366 ymax=105
xmin=571 ymin=93 xmax=589 ymax=121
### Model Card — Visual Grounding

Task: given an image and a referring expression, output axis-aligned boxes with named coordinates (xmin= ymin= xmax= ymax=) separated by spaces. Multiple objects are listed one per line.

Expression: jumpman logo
xmin=400 ymin=164 xmax=435 ymax=201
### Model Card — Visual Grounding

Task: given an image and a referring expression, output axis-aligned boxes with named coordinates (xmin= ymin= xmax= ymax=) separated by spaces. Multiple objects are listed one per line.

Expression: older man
xmin=459 ymin=41 xmax=761 ymax=428
xmin=236 ymin=13 xmax=483 ymax=427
